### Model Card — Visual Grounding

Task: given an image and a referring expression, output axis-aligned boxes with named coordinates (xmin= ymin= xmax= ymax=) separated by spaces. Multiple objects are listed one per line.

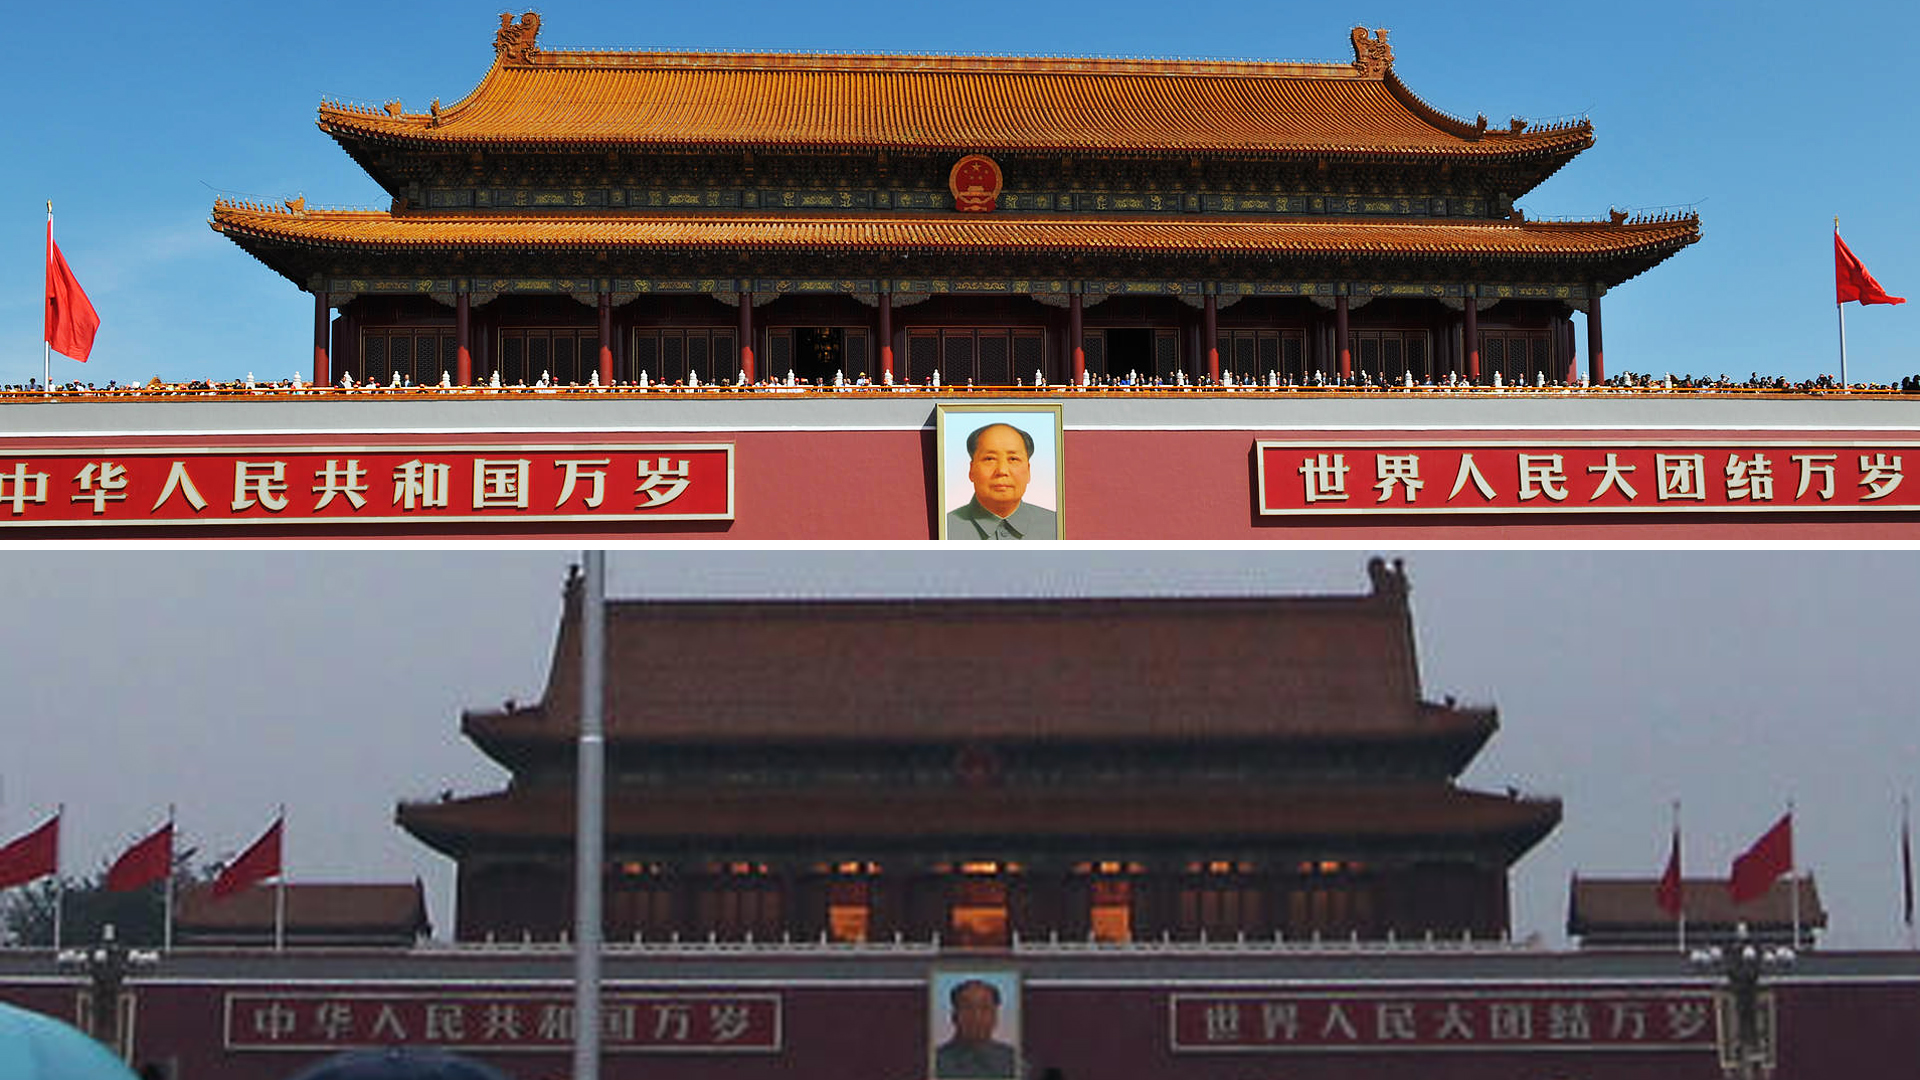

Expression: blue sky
xmin=5 ymin=1 xmax=1916 ymax=387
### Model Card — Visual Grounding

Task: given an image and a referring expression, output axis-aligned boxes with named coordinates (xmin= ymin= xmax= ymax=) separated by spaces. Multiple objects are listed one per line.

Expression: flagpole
xmin=52 ymin=804 xmax=63 ymax=953
xmin=1835 ymin=217 xmax=1849 ymax=390
xmin=44 ymin=199 xmax=53 ymax=393
xmin=1788 ymin=799 xmax=1800 ymax=949
xmin=1673 ymin=799 xmax=1686 ymax=954
xmin=163 ymin=805 xmax=176 ymax=953
xmin=274 ymin=806 xmax=286 ymax=953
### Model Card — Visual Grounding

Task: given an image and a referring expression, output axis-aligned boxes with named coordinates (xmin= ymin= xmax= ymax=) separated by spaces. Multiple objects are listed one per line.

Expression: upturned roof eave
xmin=317 ymin=120 xmax=1593 ymax=166
xmin=209 ymin=209 xmax=1699 ymax=255
xmin=396 ymin=784 xmax=1563 ymax=858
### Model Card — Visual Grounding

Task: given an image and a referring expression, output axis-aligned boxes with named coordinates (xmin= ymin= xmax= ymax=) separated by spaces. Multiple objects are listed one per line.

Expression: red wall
xmin=7 ymin=425 xmax=1919 ymax=539
xmin=8 ymin=969 xmax=1920 ymax=1080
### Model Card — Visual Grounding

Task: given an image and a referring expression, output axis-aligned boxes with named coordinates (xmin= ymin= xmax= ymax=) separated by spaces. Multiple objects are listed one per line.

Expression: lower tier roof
xmin=398 ymin=782 xmax=1560 ymax=863
xmin=212 ymin=204 xmax=1698 ymax=288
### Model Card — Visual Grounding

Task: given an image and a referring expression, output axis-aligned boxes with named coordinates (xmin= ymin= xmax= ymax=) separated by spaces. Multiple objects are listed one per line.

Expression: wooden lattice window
xmin=906 ymin=329 xmax=1045 ymax=386
xmin=361 ymin=329 xmax=455 ymax=387
xmin=630 ymin=329 xmax=735 ymax=385
xmin=694 ymin=869 xmax=781 ymax=940
xmin=1350 ymin=330 xmax=1432 ymax=382
xmin=1477 ymin=330 xmax=1552 ymax=384
xmin=609 ymin=865 xmax=675 ymax=939
xmin=1178 ymin=880 xmax=1265 ymax=937
xmin=1285 ymin=863 xmax=1377 ymax=938
xmin=1079 ymin=332 xmax=1106 ymax=378
xmin=1216 ymin=330 xmax=1309 ymax=383
xmin=497 ymin=328 xmax=599 ymax=386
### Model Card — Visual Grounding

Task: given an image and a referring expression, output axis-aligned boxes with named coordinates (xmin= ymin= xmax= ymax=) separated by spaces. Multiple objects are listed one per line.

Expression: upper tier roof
xmin=316 ymin=22 xmax=1591 ymax=162
xmin=464 ymin=559 xmax=1489 ymax=747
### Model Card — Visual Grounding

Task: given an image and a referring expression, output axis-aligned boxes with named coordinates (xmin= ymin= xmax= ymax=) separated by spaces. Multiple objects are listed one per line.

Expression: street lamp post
xmin=55 ymin=923 xmax=159 ymax=1059
xmin=1690 ymin=926 xmax=1794 ymax=1079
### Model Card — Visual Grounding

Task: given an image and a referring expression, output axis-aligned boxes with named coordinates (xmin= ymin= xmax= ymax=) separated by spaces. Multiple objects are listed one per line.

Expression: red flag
xmin=0 ymin=814 xmax=60 ymax=889
xmin=1728 ymin=812 xmax=1793 ymax=904
xmin=212 ymin=818 xmax=282 ymax=900
xmin=44 ymin=221 xmax=101 ymax=361
xmin=105 ymin=821 xmax=173 ymax=892
xmin=1657 ymin=825 xmax=1683 ymax=918
xmin=1835 ymin=231 xmax=1906 ymax=306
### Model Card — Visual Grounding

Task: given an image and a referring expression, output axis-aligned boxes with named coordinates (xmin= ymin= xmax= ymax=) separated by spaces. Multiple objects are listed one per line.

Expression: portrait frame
xmin=934 ymin=403 xmax=1066 ymax=540
xmin=927 ymin=967 xmax=1023 ymax=1080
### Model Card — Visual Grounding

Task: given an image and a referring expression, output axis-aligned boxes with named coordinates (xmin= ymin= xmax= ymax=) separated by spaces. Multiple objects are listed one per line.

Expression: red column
xmin=597 ymin=292 xmax=614 ymax=387
xmin=455 ymin=289 xmax=472 ymax=386
xmin=1463 ymin=298 xmax=1480 ymax=384
xmin=878 ymin=291 xmax=894 ymax=381
xmin=1203 ymin=293 xmax=1219 ymax=384
xmin=737 ymin=292 xmax=755 ymax=383
xmin=1586 ymin=293 xmax=1605 ymax=384
xmin=1335 ymin=294 xmax=1351 ymax=382
xmin=312 ymin=291 xmax=331 ymax=387
xmin=1069 ymin=293 xmax=1085 ymax=385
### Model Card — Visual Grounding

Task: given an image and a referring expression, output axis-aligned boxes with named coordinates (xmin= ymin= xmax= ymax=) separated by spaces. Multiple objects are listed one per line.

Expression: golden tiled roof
xmin=317 ymin=46 xmax=1591 ymax=158
xmin=212 ymin=203 xmax=1698 ymax=261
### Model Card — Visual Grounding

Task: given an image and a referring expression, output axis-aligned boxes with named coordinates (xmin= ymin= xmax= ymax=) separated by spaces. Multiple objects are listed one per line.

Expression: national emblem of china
xmin=948 ymin=154 xmax=1003 ymax=213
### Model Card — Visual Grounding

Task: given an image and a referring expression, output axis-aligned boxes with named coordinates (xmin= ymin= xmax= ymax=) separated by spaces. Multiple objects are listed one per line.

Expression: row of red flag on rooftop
xmin=0 ymin=810 xmax=282 ymax=900
xmin=1656 ymin=811 xmax=1797 ymax=911
xmin=1655 ymin=806 xmax=1915 ymax=928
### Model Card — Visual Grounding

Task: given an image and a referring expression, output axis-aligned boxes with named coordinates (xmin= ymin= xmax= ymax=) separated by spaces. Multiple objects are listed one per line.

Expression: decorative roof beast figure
xmin=1350 ymin=27 xmax=1393 ymax=76
xmin=494 ymin=11 xmax=542 ymax=62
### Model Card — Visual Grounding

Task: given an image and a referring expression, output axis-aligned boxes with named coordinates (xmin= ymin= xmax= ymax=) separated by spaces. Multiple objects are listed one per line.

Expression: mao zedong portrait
xmin=934 ymin=978 xmax=1018 ymax=1079
xmin=946 ymin=422 xmax=1058 ymax=540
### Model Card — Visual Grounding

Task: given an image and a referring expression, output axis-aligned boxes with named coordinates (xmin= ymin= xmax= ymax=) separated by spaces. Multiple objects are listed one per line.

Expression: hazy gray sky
xmin=2 ymin=550 xmax=1914 ymax=949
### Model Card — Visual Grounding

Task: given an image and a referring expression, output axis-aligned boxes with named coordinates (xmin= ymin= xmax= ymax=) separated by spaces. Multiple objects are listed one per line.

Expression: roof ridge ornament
xmin=494 ymin=10 xmax=542 ymax=64
xmin=1349 ymin=27 xmax=1392 ymax=76
xmin=1366 ymin=556 xmax=1410 ymax=601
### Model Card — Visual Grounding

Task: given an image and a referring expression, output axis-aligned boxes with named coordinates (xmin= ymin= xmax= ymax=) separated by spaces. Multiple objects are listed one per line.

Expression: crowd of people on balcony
xmin=4 ymin=369 xmax=1917 ymax=396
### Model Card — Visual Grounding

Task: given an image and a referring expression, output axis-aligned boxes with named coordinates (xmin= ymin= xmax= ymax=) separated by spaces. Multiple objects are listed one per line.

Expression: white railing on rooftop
xmin=412 ymin=927 xmax=1542 ymax=956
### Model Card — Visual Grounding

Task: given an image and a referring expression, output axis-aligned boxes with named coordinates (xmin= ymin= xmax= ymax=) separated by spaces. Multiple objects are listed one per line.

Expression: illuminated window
xmin=950 ymin=877 xmax=1008 ymax=946
xmin=828 ymin=879 xmax=870 ymax=943
xmin=1090 ymin=878 xmax=1132 ymax=943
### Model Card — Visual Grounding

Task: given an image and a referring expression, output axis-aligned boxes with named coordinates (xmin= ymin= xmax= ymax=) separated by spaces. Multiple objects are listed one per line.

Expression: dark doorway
xmin=794 ymin=328 xmax=845 ymax=384
xmin=1104 ymin=328 xmax=1153 ymax=381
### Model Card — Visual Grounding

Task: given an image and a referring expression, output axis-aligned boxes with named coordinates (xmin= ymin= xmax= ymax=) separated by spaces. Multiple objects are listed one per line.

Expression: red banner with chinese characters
xmin=1170 ymin=990 xmax=1715 ymax=1052
xmin=1257 ymin=440 xmax=1916 ymax=514
xmin=224 ymin=991 xmax=780 ymax=1053
xmin=0 ymin=443 xmax=732 ymax=526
